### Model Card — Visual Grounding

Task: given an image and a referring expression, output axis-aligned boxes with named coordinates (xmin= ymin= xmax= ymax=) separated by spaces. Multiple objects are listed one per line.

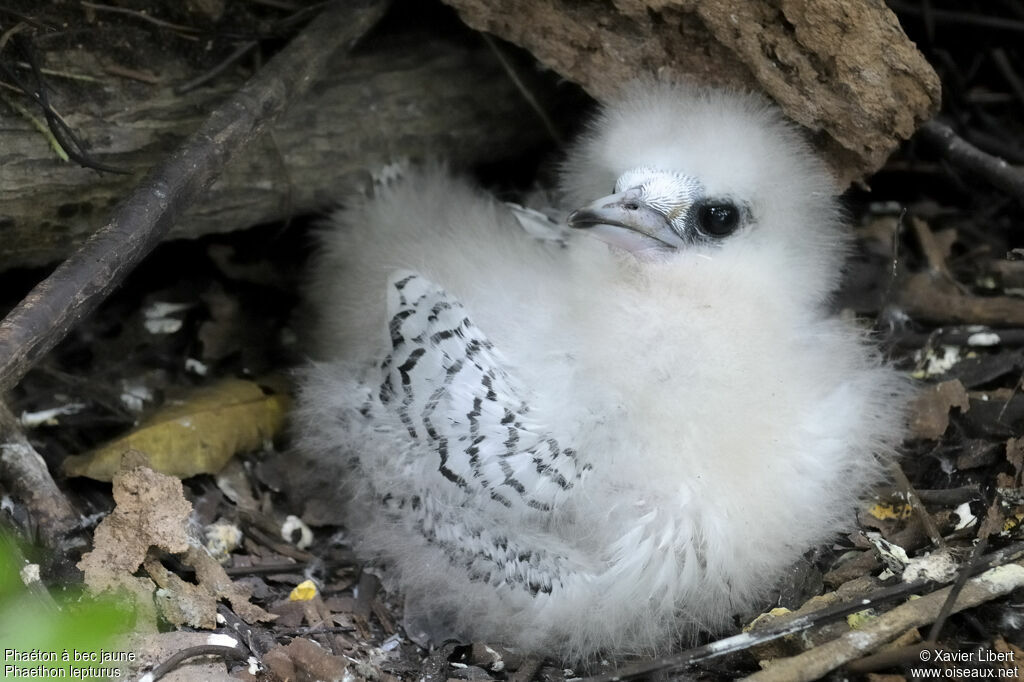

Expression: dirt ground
xmin=1 ymin=1 xmax=1023 ymax=680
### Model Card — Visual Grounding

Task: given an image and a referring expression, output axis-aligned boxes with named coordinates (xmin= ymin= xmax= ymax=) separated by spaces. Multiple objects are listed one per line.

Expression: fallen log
xmin=0 ymin=27 xmax=563 ymax=270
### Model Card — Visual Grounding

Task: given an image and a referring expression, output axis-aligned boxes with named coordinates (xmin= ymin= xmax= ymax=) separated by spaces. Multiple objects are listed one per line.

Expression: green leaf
xmin=0 ymin=540 xmax=131 ymax=678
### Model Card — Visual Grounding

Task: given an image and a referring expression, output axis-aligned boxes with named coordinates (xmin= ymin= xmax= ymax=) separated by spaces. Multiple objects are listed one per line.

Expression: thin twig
xmin=223 ymin=561 xmax=308 ymax=576
xmin=587 ymin=541 xmax=1024 ymax=682
xmin=12 ymin=61 xmax=99 ymax=83
xmin=245 ymin=0 xmax=302 ymax=10
xmin=901 ymin=271 xmax=1024 ymax=327
xmin=990 ymin=48 xmax=1024 ymax=111
xmin=918 ymin=120 xmax=1024 ymax=204
xmin=588 ymin=583 xmax=931 ymax=682
xmin=481 ymin=33 xmax=562 ymax=145
xmin=916 ymin=485 xmax=983 ymax=507
xmin=0 ymin=402 xmax=78 ymax=545
xmin=217 ymin=604 xmax=279 ymax=658
xmin=889 ymin=461 xmax=945 ymax=548
xmin=0 ymin=9 xmax=56 ymax=32
xmin=741 ymin=558 xmax=1024 ymax=682
xmin=927 ymin=499 xmax=1003 ymax=643
xmin=0 ymin=20 xmax=29 ymax=53
xmin=889 ymin=2 xmax=1024 ymax=33
xmin=146 ymin=645 xmax=246 ymax=681
xmin=175 ymin=40 xmax=259 ymax=94
xmin=78 ymin=1 xmax=203 ymax=35
xmin=0 ymin=531 xmax=63 ymax=612
xmin=241 ymin=523 xmax=315 ymax=562
xmin=0 ymin=89 xmax=69 ymax=161
xmin=845 ymin=642 xmax=933 ymax=674
xmin=908 ymin=216 xmax=967 ymax=294
xmin=0 ymin=36 xmax=128 ymax=173
xmin=889 ymin=327 xmax=1024 ymax=349
xmin=103 ymin=62 xmax=161 ymax=84
xmin=994 ymin=366 xmax=1024 ymax=424
xmin=965 ymin=124 xmax=1024 ymax=165
xmin=0 ymin=0 xmax=390 ymax=393
xmin=174 ymin=559 xmax=308 ymax=577
xmin=275 ymin=625 xmax=357 ymax=636
xmin=927 ymin=535 xmax=988 ymax=642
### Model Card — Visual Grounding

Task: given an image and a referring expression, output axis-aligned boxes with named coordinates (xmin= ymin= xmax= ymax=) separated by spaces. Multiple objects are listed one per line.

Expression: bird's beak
xmin=567 ymin=189 xmax=678 ymax=253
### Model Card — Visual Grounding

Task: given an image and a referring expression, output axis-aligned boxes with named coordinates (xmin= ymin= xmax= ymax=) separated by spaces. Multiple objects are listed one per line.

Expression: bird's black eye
xmin=697 ymin=202 xmax=741 ymax=237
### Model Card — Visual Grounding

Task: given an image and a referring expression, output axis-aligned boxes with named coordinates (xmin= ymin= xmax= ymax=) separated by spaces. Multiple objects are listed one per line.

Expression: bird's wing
xmin=379 ymin=270 xmax=586 ymax=514
xmin=504 ymin=202 xmax=569 ymax=247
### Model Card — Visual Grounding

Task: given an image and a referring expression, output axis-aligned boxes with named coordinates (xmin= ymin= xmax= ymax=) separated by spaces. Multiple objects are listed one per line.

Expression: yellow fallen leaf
xmin=846 ymin=609 xmax=876 ymax=629
xmin=289 ymin=580 xmax=317 ymax=601
xmin=1004 ymin=512 xmax=1024 ymax=534
xmin=63 ymin=378 xmax=290 ymax=481
xmin=867 ymin=503 xmax=913 ymax=521
xmin=743 ymin=607 xmax=791 ymax=632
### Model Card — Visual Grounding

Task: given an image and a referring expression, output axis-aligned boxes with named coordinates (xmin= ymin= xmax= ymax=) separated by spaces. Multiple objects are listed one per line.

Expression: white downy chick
xmin=296 ymin=82 xmax=908 ymax=660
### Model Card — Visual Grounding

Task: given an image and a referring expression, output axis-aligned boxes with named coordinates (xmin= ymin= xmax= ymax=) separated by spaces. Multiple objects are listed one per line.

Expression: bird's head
xmin=566 ymin=165 xmax=743 ymax=253
xmin=561 ymin=82 xmax=846 ymax=297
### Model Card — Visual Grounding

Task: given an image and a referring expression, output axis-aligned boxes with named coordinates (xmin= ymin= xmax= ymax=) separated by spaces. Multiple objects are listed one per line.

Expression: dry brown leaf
xmin=198 ymin=282 xmax=244 ymax=362
xmin=146 ymin=552 xmax=219 ymax=629
xmin=997 ymin=473 xmax=1018 ymax=490
xmin=908 ymin=379 xmax=969 ymax=440
xmin=63 ymin=378 xmax=290 ymax=481
xmin=78 ymin=451 xmax=193 ymax=632
xmin=1007 ymin=437 xmax=1024 ymax=484
xmin=993 ymin=636 xmax=1023 ymax=680
xmin=262 ymin=638 xmax=349 ymax=682
xmin=145 ymin=545 xmax=274 ymax=628
xmin=79 ymin=453 xmax=274 ymax=630
xmin=184 ymin=545 xmax=276 ymax=625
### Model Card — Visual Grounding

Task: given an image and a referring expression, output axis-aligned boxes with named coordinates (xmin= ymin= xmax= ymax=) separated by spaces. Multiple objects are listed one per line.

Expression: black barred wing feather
xmin=380 ymin=270 xmax=584 ymax=514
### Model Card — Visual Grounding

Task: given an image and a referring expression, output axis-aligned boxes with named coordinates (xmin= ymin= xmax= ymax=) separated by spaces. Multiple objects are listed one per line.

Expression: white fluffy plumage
xmin=295 ymin=82 xmax=908 ymax=660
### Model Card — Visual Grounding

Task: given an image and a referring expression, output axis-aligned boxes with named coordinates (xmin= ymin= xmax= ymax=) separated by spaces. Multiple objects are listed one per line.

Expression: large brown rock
xmin=441 ymin=0 xmax=940 ymax=185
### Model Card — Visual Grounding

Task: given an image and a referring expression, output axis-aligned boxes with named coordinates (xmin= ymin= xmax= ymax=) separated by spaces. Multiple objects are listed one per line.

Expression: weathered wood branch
xmin=919 ymin=120 xmax=1024 ymax=203
xmin=0 ymin=0 xmax=389 ymax=392
xmin=901 ymin=272 xmax=1024 ymax=327
xmin=441 ymin=0 xmax=941 ymax=185
xmin=0 ymin=24 xmax=563 ymax=271
xmin=587 ymin=542 xmax=1024 ymax=682
xmin=742 ymin=561 xmax=1024 ymax=682
xmin=0 ymin=402 xmax=78 ymax=545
